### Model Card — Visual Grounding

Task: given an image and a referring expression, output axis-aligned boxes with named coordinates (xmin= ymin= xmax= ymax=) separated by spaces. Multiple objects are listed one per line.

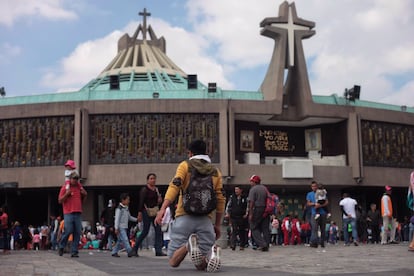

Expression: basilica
xmin=1 ymin=2 xmax=413 ymax=226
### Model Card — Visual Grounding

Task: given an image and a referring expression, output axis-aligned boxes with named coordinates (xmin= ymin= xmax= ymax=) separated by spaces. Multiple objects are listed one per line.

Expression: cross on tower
xmin=259 ymin=2 xmax=315 ymax=101
xmin=269 ymin=6 xmax=311 ymax=67
xmin=139 ymin=8 xmax=151 ymax=40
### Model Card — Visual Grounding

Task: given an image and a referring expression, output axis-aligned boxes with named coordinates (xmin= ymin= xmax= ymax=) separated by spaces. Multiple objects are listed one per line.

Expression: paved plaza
xmin=0 ymin=243 xmax=413 ymax=275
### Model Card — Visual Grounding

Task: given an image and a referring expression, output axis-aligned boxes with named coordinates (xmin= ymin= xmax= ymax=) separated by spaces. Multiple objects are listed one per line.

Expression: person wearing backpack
xmin=247 ymin=175 xmax=270 ymax=252
xmin=154 ymin=140 xmax=225 ymax=272
xmin=225 ymin=186 xmax=248 ymax=251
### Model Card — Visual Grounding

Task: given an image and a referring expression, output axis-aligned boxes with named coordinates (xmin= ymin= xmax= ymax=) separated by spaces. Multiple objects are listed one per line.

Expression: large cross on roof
xmin=269 ymin=6 xmax=311 ymax=67
xmin=259 ymin=1 xmax=315 ymax=104
xmin=139 ymin=8 xmax=151 ymax=40
xmin=261 ymin=2 xmax=314 ymax=68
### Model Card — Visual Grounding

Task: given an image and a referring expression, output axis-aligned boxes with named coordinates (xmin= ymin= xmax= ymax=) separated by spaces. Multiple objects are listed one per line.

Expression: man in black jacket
xmin=226 ymin=186 xmax=248 ymax=250
xmin=99 ymin=199 xmax=116 ymax=251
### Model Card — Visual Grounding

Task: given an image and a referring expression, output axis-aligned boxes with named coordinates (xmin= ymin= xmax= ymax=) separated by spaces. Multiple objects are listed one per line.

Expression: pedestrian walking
xmin=111 ymin=193 xmax=137 ymax=257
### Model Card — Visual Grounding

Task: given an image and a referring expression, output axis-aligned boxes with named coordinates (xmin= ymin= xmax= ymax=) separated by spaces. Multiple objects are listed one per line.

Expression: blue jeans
xmin=133 ymin=211 xmax=163 ymax=254
xmin=409 ymin=223 xmax=414 ymax=242
xmin=59 ymin=213 xmax=82 ymax=254
xmin=343 ymin=217 xmax=358 ymax=244
xmin=112 ymin=228 xmax=132 ymax=254
xmin=50 ymin=231 xmax=57 ymax=250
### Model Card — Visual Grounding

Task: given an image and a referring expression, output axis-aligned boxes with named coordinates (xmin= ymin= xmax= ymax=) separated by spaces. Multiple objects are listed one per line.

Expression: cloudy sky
xmin=0 ymin=0 xmax=413 ymax=106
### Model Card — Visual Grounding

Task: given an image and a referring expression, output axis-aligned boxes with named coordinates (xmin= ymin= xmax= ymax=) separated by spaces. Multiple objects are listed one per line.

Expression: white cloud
xmin=0 ymin=43 xmax=22 ymax=63
xmin=185 ymin=0 xmax=275 ymax=68
xmin=153 ymin=19 xmax=233 ymax=89
xmin=383 ymin=43 xmax=414 ymax=73
xmin=381 ymin=80 xmax=414 ymax=107
xmin=355 ymin=0 xmax=411 ymax=31
xmin=40 ymin=31 xmax=121 ymax=90
xmin=0 ymin=0 xmax=77 ymax=26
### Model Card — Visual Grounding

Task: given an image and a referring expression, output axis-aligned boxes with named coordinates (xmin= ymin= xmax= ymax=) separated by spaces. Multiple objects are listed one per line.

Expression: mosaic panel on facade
xmin=89 ymin=113 xmax=220 ymax=164
xmin=361 ymin=120 xmax=414 ymax=168
xmin=0 ymin=116 xmax=75 ymax=168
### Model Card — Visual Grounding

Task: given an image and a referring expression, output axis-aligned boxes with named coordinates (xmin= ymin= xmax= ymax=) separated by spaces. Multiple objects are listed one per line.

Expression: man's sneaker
xmin=58 ymin=248 xmax=64 ymax=256
xmin=188 ymin=234 xmax=203 ymax=267
xmin=314 ymin=214 xmax=320 ymax=220
xmin=206 ymin=245 xmax=221 ymax=273
xmin=112 ymin=253 xmax=120 ymax=257
xmin=354 ymin=241 xmax=359 ymax=246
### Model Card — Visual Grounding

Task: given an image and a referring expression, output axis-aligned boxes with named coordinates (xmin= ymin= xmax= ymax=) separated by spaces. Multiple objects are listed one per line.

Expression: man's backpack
xmin=182 ymin=162 xmax=217 ymax=216
xmin=263 ymin=186 xmax=279 ymax=218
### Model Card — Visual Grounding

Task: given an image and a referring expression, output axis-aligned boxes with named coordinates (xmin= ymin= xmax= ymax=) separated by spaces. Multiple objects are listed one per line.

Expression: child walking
xmin=111 ymin=193 xmax=138 ymax=257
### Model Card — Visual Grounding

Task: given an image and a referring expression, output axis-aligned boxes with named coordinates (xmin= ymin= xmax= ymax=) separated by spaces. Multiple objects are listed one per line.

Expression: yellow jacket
xmin=164 ymin=158 xmax=225 ymax=218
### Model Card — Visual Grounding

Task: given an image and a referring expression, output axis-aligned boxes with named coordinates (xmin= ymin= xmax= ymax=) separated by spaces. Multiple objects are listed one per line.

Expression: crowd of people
xmin=1 ymin=142 xmax=414 ymax=273
xmin=224 ymin=181 xmax=414 ymax=251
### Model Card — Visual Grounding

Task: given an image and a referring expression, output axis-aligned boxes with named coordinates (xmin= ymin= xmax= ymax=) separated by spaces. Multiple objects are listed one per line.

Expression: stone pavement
xmin=0 ymin=243 xmax=413 ymax=275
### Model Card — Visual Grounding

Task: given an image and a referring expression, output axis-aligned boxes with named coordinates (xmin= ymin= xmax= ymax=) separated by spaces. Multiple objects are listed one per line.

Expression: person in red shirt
xmin=0 ymin=206 xmax=10 ymax=254
xmin=57 ymin=171 xmax=87 ymax=257
xmin=281 ymin=215 xmax=291 ymax=246
xmin=290 ymin=216 xmax=302 ymax=245
xmin=301 ymin=221 xmax=311 ymax=245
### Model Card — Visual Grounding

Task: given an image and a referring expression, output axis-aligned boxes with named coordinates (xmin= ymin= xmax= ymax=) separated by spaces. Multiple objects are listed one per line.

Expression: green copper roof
xmin=0 ymin=87 xmax=263 ymax=106
xmin=313 ymin=94 xmax=414 ymax=113
xmin=2 ymin=91 xmax=413 ymax=116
